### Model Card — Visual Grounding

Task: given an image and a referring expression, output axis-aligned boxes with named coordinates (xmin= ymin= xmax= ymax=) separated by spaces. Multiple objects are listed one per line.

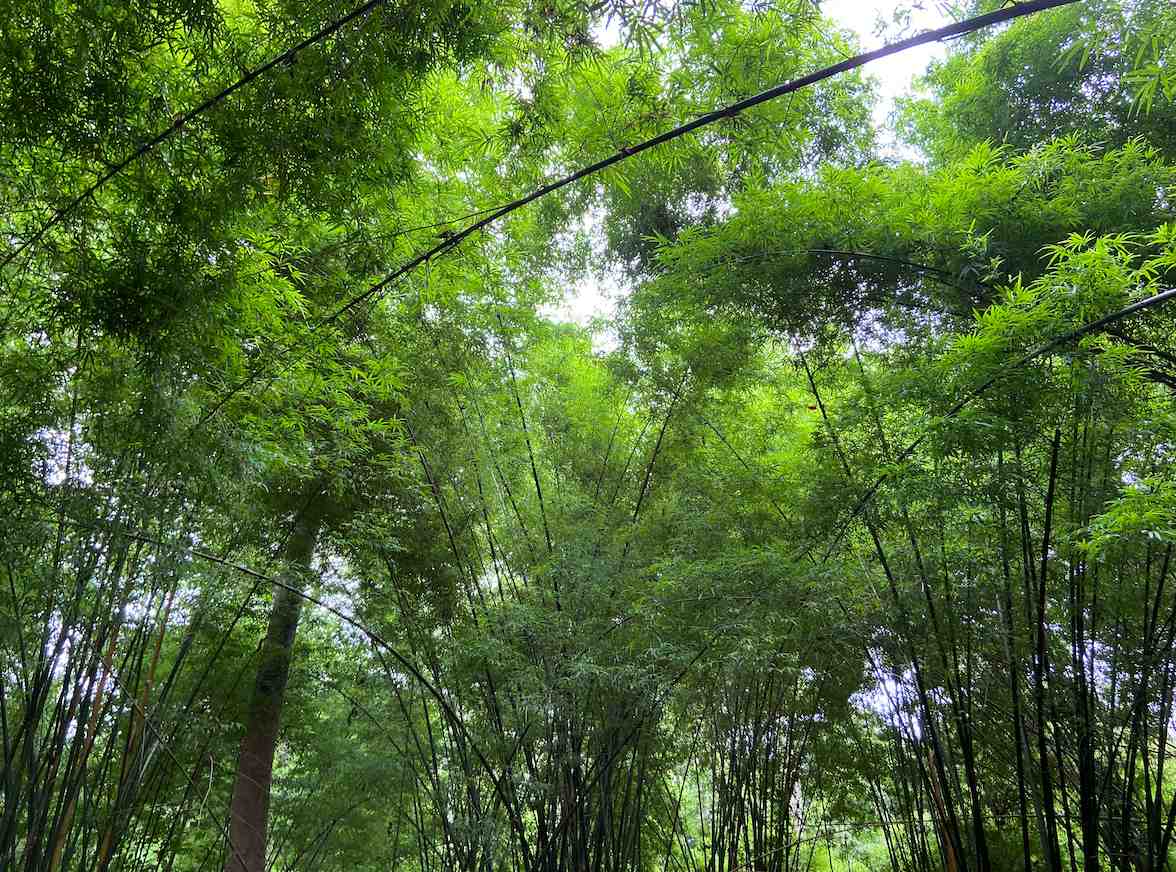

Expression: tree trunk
xmin=223 ymin=499 xmax=323 ymax=872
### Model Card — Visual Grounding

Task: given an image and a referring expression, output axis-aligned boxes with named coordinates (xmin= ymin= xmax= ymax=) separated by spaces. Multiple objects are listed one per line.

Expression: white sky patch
xmin=551 ymin=1 xmax=956 ymax=336
xmin=36 ymin=424 xmax=95 ymax=487
xmin=542 ymin=206 xmax=624 ymax=349
xmin=591 ymin=14 xmax=623 ymax=48
xmin=823 ymin=0 xmax=954 ymax=133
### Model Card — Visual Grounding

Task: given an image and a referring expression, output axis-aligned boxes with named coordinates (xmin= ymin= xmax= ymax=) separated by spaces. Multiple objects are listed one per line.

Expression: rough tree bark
xmin=224 ymin=498 xmax=323 ymax=872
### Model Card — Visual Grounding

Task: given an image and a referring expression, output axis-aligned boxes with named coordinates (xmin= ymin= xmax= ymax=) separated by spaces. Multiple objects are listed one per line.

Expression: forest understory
xmin=2 ymin=0 xmax=1176 ymax=870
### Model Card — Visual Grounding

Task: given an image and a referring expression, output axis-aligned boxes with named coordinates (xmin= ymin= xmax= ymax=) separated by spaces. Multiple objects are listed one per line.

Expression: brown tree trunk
xmin=223 ymin=500 xmax=323 ymax=872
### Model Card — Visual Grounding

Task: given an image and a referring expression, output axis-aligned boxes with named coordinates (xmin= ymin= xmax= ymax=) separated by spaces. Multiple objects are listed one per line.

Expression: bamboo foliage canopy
xmin=2 ymin=1 xmax=1176 ymax=871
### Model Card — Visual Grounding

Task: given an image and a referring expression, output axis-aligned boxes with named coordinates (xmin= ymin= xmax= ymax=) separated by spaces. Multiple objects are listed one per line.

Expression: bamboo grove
xmin=2 ymin=0 xmax=1176 ymax=870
